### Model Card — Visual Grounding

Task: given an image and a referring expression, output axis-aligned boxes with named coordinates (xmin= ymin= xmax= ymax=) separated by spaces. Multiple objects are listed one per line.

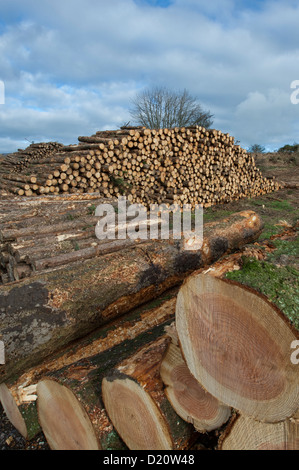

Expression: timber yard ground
xmin=0 ymin=150 xmax=298 ymax=450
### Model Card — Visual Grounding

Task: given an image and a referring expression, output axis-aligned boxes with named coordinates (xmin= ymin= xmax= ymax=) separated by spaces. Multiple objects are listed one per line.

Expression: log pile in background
xmin=0 ymin=126 xmax=281 ymax=206
xmin=0 ymin=142 xmax=64 ymax=174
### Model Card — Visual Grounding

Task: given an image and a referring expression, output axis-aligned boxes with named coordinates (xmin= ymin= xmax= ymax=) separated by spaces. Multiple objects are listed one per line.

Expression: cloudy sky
xmin=0 ymin=0 xmax=299 ymax=153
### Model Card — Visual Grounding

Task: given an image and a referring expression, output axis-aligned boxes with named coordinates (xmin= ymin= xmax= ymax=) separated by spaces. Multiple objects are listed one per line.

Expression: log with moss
xmin=0 ymin=210 xmax=263 ymax=382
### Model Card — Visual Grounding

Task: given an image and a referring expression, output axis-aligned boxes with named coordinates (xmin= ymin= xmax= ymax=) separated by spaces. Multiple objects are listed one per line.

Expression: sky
xmin=0 ymin=0 xmax=299 ymax=153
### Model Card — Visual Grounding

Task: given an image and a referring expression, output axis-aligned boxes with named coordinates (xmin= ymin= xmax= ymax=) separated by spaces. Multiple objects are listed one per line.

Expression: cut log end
xmin=176 ymin=273 xmax=299 ymax=423
xmin=0 ymin=383 xmax=28 ymax=439
xmin=102 ymin=376 xmax=173 ymax=450
xmin=219 ymin=414 xmax=299 ymax=450
xmin=36 ymin=379 xmax=100 ymax=450
xmin=160 ymin=342 xmax=231 ymax=432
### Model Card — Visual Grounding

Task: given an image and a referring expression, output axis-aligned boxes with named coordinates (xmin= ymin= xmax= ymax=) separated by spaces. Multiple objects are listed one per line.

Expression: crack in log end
xmin=174 ymin=252 xmax=202 ymax=274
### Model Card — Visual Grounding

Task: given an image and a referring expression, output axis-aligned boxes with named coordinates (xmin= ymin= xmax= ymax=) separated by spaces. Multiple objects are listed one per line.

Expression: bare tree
xmin=129 ymin=86 xmax=213 ymax=129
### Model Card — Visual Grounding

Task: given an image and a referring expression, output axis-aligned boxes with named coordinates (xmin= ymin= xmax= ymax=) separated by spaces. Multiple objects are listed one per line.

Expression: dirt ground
xmin=0 ymin=151 xmax=298 ymax=451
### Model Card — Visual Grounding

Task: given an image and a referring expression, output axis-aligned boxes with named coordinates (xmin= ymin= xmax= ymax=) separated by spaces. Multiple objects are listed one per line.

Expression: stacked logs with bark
xmin=1 ymin=213 xmax=298 ymax=450
xmin=0 ymin=200 xmax=273 ymax=449
xmin=100 ymin=272 xmax=299 ymax=451
xmin=0 ymin=126 xmax=281 ymax=206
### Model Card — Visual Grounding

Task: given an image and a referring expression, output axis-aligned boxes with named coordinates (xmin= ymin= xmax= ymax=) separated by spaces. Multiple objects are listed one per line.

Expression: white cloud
xmin=0 ymin=0 xmax=299 ymax=152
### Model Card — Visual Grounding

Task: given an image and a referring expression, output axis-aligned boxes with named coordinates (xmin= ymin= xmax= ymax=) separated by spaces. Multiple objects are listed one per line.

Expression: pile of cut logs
xmin=0 ymin=195 xmax=298 ymax=450
xmin=0 ymin=126 xmax=281 ymax=207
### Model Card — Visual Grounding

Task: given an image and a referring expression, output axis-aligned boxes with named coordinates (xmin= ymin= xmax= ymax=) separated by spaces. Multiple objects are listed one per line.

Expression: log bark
xmin=0 ymin=292 xmax=177 ymax=442
xmin=0 ymin=211 xmax=263 ymax=382
xmin=175 ymin=273 xmax=299 ymax=423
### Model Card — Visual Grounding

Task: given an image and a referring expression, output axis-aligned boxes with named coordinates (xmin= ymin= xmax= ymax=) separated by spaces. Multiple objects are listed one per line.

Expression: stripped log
xmin=0 ymin=210 xmax=264 ymax=382
xmin=175 ymin=273 xmax=299 ymax=423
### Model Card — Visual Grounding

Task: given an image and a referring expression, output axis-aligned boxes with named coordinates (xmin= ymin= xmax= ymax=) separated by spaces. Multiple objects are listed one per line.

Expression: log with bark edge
xmin=0 ymin=210 xmax=264 ymax=382
xmin=102 ymin=335 xmax=198 ymax=450
xmin=218 ymin=413 xmax=299 ymax=450
xmin=36 ymin=322 xmax=184 ymax=450
xmin=160 ymin=325 xmax=231 ymax=433
xmin=175 ymin=273 xmax=299 ymax=423
xmin=0 ymin=292 xmax=177 ymax=443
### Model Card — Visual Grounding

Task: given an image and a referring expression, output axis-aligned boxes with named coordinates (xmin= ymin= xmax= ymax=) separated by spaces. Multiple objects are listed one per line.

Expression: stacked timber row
xmin=0 ymin=142 xmax=64 ymax=174
xmin=0 ymin=126 xmax=281 ymax=207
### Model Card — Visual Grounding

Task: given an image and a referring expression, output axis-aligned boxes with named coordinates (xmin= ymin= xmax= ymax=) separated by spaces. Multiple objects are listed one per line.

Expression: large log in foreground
xmin=175 ymin=273 xmax=299 ymax=423
xmin=0 ymin=210 xmax=263 ymax=382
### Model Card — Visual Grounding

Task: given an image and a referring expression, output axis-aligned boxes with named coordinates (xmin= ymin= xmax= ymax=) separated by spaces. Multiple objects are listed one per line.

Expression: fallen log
xmin=0 ymin=210 xmax=264 ymax=382
xmin=175 ymin=273 xmax=299 ymax=423
xmin=0 ymin=292 xmax=177 ymax=442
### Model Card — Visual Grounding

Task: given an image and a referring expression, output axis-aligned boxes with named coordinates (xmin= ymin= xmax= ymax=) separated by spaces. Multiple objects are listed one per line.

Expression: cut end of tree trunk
xmin=160 ymin=342 xmax=231 ymax=432
xmin=36 ymin=379 xmax=100 ymax=450
xmin=102 ymin=376 xmax=173 ymax=450
xmin=175 ymin=273 xmax=299 ymax=423
xmin=0 ymin=383 xmax=28 ymax=439
xmin=218 ymin=414 xmax=299 ymax=450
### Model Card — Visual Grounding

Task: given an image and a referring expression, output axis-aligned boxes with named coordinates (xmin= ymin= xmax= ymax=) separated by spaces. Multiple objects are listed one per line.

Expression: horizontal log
xmin=0 ymin=210 xmax=263 ymax=381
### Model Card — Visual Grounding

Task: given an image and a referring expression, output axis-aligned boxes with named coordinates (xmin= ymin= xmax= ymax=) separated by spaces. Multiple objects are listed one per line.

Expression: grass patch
xmin=203 ymin=208 xmax=235 ymax=222
xmin=226 ymin=257 xmax=299 ymax=330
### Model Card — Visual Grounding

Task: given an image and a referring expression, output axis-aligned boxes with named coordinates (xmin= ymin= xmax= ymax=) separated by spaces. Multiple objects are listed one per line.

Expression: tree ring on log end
xmin=176 ymin=273 xmax=299 ymax=423
xmin=102 ymin=376 xmax=173 ymax=450
xmin=37 ymin=379 xmax=100 ymax=450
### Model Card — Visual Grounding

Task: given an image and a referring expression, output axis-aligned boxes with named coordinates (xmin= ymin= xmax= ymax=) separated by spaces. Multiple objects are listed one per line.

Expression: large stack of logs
xmin=0 ymin=192 xmax=264 ymax=381
xmin=1 ymin=194 xmax=278 ymax=450
xmin=0 ymin=126 xmax=281 ymax=207
xmin=0 ymin=197 xmax=298 ymax=450
xmin=1 ymin=257 xmax=298 ymax=450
